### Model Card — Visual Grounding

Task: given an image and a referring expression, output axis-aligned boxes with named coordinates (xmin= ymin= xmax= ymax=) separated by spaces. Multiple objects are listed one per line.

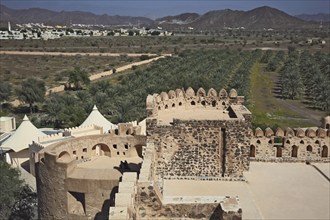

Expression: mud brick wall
xmin=147 ymin=116 xmax=251 ymax=179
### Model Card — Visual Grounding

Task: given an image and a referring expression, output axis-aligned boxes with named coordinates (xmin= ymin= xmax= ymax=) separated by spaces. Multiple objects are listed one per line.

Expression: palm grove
xmin=0 ymin=49 xmax=329 ymax=129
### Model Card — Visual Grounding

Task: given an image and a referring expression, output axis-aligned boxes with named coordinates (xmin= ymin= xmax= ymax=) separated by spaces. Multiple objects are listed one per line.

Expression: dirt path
xmin=269 ymin=65 xmax=325 ymax=126
xmin=0 ymin=50 xmax=171 ymax=57
xmin=274 ymin=98 xmax=323 ymax=125
xmin=10 ymin=54 xmax=171 ymax=106
xmin=249 ymin=62 xmax=325 ymax=127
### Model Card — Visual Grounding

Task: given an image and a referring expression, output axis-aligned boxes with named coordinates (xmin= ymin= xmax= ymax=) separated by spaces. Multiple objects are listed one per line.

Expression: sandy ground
xmin=313 ymin=162 xmax=330 ymax=179
xmin=77 ymin=155 xmax=142 ymax=170
xmin=157 ymin=108 xmax=230 ymax=124
xmin=163 ymin=162 xmax=330 ymax=220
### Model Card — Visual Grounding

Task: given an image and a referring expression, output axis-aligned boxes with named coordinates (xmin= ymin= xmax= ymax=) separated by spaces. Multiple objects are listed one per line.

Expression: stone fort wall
xmin=36 ymin=126 xmax=146 ymax=220
xmin=249 ymin=127 xmax=330 ymax=162
xmin=147 ymin=118 xmax=252 ymax=180
xmin=146 ymin=87 xmax=252 ymax=180
xmin=146 ymin=87 xmax=245 ymax=118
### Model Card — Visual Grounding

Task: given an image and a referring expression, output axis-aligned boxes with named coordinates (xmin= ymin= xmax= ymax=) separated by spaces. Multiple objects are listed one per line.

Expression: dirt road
xmin=274 ymin=98 xmax=324 ymax=125
xmin=10 ymin=54 xmax=171 ymax=106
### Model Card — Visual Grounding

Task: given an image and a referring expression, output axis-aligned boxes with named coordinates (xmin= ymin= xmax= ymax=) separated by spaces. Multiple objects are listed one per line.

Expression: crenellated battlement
xmin=253 ymin=127 xmax=330 ymax=138
xmin=64 ymin=124 xmax=103 ymax=137
xmin=38 ymin=132 xmax=66 ymax=144
xmin=146 ymin=87 xmax=245 ymax=117
xmin=250 ymin=121 xmax=330 ymax=162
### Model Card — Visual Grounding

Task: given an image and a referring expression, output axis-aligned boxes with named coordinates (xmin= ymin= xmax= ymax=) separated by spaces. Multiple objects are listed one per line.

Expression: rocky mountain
xmin=0 ymin=4 xmax=154 ymax=26
xmin=235 ymin=6 xmax=308 ymax=29
xmin=295 ymin=13 xmax=330 ymax=22
xmin=155 ymin=13 xmax=199 ymax=24
xmin=0 ymin=4 xmax=319 ymax=30
xmin=156 ymin=6 xmax=314 ymax=30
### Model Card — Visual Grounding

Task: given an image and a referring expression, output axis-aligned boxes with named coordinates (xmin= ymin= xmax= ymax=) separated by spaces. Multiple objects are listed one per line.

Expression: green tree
xmin=17 ymin=78 xmax=46 ymax=114
xmin=0 ymin=81 xmax=12 ymax=111
xmin=0 ymin=161 xmax=37 ymax=220
xmin=45 ymin=93 xmax=65 ymax=128
xmin=68 ymin=67 xmax=90 ymax=90
xmin=45 ymin=93 xmax=87 ymax=128
xmin=281 ymin=67 xmax=304 ymax=100
xmin=260 ymin=50 xmax=273 ymax=63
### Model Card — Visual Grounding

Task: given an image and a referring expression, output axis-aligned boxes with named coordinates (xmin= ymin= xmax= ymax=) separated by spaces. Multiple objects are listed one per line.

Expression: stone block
xmin=109 ymin=207 xmax=129 ymax=220
xmin=122 ymin=172 xmax=137 ymax=182
xmin=115 ymin=193 xmax=134 ymax=207
xmin=119 ymin=181 xmax=136 ymax=194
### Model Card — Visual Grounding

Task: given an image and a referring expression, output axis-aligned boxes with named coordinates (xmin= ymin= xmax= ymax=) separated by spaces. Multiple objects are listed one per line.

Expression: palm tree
xmin=0 ymin=81 xmax=11 ymax=111
xmin=16 ymin=78 xmax=46 ymax=114
xmin=68 ymin=67 xmax=90 ymax=90
xmin=282 ymin=66 xmax=304 ymax=100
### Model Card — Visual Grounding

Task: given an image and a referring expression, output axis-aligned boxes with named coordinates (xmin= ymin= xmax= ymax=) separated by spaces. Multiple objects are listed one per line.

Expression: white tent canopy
xmin=0 ymin=115 xmax=46 ymax=152
xmin=80 ymin=105 xmax=117 ymax=133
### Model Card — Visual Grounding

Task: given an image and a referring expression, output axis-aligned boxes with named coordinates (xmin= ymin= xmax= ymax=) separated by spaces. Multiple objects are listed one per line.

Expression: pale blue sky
xmin=2 ymin=1 xmax=329 ymax=19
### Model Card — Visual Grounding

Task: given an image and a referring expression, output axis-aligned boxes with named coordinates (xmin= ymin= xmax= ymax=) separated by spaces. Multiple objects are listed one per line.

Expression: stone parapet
xmin=146 ymin=87 xmax=245 ymax=118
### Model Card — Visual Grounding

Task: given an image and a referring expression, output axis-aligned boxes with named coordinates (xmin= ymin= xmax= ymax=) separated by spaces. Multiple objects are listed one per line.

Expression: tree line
xmin=276 ymin=49 xmax=330 ymax=112
xmin=1 ymin=48 xmax=328 ymax=129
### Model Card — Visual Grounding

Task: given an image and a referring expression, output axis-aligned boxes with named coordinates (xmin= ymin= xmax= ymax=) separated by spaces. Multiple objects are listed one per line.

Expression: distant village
xmin=0 ymin=22 xmax=174 ymax=40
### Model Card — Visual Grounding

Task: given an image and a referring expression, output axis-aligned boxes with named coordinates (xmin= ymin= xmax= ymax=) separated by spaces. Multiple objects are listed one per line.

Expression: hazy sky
xmin=2 ymin=0 xmax=329 ymax=19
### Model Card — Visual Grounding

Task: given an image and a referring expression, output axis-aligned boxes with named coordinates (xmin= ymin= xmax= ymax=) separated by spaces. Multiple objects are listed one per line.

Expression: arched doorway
xmin=249 ymin=145 xmax=255 ymax=157
xmin=276 ymin=147 xmax=282 ymax=157
xmin=58 ymin=151 xmax=71 ymax=162
xmin=291 ymin=145 xmax=298 ymax=158
xmin=92 ymin=144 xmax=111 ymax=157
xmin=321 ymin=146 xmax=328 ymax=158
xmin=306 ymin=145 xmax=312 ymax=152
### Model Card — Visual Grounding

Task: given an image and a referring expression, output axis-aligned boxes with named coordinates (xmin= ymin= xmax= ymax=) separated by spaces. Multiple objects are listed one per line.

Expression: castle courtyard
xmin=163 ymin=162 xmax=330 ymax=220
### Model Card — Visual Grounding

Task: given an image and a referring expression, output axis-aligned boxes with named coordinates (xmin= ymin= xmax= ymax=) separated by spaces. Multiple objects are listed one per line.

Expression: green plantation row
xmin=277 ymin=50 xmax=329 ymax=110
xmin=42 ymin=49 xmax=262 ymax=128
xmin=1 ymin=48 xmax=328 ymax=129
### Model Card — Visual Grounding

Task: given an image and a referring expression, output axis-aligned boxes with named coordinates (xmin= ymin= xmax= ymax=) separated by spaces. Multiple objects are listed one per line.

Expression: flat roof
xmin=157 ymin=108 xmax=231 ymax=124
xmin=68 ymin=156 xmax=142 ymax=180
xmin=0 ymin=116 xmax=14 ymax=121
xmin=163 ymin=162 xmax=330 ymax=220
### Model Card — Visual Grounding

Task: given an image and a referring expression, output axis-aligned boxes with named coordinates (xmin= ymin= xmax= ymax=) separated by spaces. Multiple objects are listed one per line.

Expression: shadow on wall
xmin=114 ymin=162 xmax=142 ymax=174
xmin=209 ymin=205 xmax=222 ymax=220
xmin=94 ymin=186 xmax=118 ymax=220
xmin=21 ymin=160 xmax=31 ymax=173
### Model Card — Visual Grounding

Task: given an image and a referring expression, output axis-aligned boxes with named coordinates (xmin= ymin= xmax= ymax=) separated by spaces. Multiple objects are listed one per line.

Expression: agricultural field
xmin=0 ymin=54 xmax=140 ymax=96
xmin=249 ymin=49 xmax=329 ymax=128
xmin=0 ymin=29 xmax=328 ymax=54
xmin=0 ymin=34 xmax=329 ymax=129
xmin=10 ymin=48 xmax=324 ymax=129
xmin=37 ymin=49 xmax=261 ymax=128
